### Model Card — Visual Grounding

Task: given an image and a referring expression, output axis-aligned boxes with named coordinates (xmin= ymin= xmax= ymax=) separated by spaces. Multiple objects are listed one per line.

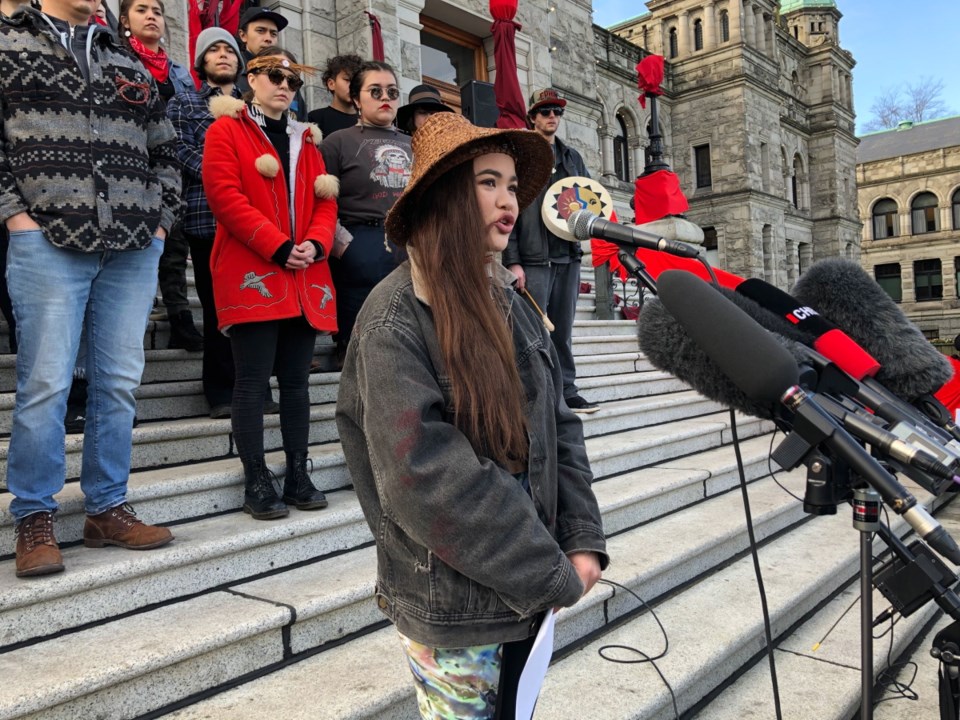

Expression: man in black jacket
xmin=503 ymin=88 xmax=598 ymax=414
xmin=235 ymin=6 xmax=306 ymax=120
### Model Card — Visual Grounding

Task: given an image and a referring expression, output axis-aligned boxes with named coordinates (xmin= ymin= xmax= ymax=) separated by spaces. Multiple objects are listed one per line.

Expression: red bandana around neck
xmin=128 ymin=34 xmax=171 ymax=84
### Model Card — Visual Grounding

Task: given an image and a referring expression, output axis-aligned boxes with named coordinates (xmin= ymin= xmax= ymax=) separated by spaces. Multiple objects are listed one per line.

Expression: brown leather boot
xmin=15 ymin=511 xmax=64 ymax=578
xmin=83 ymin=504 xmax=174 ymax=550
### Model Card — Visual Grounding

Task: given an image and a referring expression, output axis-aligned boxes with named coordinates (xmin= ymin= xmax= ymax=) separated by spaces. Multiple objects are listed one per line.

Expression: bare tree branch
xmin=905 ymin=76 xmax=950 ymax=123
xmin=861 ymin=76 xmax=954 ymax=132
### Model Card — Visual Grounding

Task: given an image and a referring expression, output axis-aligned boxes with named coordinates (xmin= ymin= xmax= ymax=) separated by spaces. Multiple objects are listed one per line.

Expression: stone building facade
xmin=856 ymin=116 xmax=960 ymax=342
xmin=137 ymin=0 xmax=860 ymax=286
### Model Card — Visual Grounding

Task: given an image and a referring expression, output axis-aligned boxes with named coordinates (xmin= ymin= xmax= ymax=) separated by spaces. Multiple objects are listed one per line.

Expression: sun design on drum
xmin=552 ymin=184 xmax=607 ymax=221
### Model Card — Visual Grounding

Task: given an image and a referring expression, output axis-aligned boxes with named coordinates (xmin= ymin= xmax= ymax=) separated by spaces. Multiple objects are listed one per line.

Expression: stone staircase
xmin=0 ymin=262 xmax=952 ymax=719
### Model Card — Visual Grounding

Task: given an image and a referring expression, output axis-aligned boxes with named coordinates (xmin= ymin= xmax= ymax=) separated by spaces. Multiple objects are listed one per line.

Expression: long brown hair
xmin=410 ymin=161 xmax=529 ymax=470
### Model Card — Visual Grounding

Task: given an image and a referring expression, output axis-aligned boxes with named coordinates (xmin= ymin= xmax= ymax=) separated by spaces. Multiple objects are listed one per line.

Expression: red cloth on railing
xmin=633 ymin=170 xmax=688 ymax=225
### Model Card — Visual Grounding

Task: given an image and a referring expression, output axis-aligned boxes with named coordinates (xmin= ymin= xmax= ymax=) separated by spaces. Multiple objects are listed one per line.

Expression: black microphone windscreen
xmin=638 ymin=296 xmax=776 ymax=420
xmin=791 ymin=259 xmax=952 ymax=400
xmin=640 ymin=271 xmax=805 ymax=417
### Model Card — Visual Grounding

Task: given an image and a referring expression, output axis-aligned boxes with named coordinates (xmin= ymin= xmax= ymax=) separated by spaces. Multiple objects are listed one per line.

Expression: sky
xmin=591 ymin=0 xmax=960 ymax=135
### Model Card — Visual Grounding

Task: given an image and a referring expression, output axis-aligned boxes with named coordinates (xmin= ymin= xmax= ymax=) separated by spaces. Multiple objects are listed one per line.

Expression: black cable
xmin=729 ymin=408 xmax=784 ymax=720
xmin=766 ymin=428 xmax=804 ymax=503
xmin=871 ymin=508 xmax=920 ymax=706
xmin=595 ymin=578 xmax=680 ymax=720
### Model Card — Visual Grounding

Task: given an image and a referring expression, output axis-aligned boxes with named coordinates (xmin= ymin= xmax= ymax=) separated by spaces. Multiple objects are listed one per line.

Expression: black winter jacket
xmin=501 ymin=136 xmax=588 ymax=267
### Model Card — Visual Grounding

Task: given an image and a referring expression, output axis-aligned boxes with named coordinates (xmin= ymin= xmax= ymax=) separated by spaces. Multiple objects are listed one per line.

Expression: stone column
xmin=600 ymin=130 xmax=616 ymax=179
xmin=753 ymin=7 xmax=764 ymax=51
xmin=743 ymin=1 xmax=755 ymax=47
xmin=659 ymin=19 xmax=667 ymax=56
xmin=678 ymin=10 xmax=689 ymax=56
xmin=397 ymin=0 xmax=426 ymax=91
xmin=729 ymin=0 xmax=741 ymax=43
xmin=704 ymin=2 xmax=717 ymax=50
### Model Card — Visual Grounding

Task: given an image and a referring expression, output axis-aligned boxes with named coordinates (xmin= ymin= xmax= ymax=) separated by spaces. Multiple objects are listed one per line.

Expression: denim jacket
xmin=336 ymin=260 xmax=608 ymax=647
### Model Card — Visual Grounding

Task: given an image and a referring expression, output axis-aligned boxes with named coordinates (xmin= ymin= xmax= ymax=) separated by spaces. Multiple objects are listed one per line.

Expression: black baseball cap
xmin=239 ymin=6 xmax=288 ymax=32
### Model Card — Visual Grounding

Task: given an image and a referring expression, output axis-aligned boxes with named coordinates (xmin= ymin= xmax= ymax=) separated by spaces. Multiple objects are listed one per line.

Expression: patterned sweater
xmin=0 ymin=8 xmax=181 ymax=251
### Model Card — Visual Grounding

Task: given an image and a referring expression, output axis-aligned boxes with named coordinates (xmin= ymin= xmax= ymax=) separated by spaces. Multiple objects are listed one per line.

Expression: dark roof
xmin=857 ymin=116 xmax=960 ymax=164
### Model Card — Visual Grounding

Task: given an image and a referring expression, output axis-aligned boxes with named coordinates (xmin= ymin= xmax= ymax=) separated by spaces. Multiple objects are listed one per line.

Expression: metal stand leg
xmin=854 ymin=487 xmax=881 ymax=720
xmin=861 ymin=530 xmax=874 ymax=720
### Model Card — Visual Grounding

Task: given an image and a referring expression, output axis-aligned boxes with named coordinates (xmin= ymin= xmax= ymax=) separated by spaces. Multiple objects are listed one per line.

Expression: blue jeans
xmin=6 ymin=230 xmax=163 ymax=521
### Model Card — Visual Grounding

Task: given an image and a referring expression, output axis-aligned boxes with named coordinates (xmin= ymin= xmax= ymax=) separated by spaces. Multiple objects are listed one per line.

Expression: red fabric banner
xmin=365 ymin=11 xmax=385 ymax=62
xmin=636 ymin=55 xmax=664 ymax=108
xmin=490 ymin=0 xmax=525 ymax=128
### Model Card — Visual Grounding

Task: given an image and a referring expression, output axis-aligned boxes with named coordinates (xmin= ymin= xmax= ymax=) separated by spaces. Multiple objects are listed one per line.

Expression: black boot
xmin=283 ymin=451 xmax=328 ymax=510
xmin=168 ymin=310 xmax=204 ymax=352
xmin=65 ymin=377 xmax=88 ymax=434
xmin=242 ymin=456 xmax=289 ymax=520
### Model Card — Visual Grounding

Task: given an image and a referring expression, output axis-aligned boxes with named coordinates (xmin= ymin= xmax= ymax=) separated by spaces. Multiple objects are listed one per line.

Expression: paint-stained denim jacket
xmin=336 ymin=260 xmax=608 ymax=648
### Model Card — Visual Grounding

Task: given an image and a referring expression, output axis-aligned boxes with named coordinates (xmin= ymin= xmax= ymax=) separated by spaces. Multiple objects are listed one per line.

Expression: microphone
xmin=735 ymin=277 xmax=881 ymax=381
xmin=737 ymin=275 xmax=960 ymax=446
xmin=791 ymin=258 xmax=952 ymax=401
xmin=567 ymin=209 xmax=702 ymax=259
xmin=655 ymin=269 xmax=960 ymax=565
xmin=637 ymin=288 xmax=816 ymax=421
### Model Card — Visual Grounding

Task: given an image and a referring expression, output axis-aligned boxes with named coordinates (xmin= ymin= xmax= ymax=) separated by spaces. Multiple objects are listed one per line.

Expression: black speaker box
xmin=460 ymin=80 xmax=499 ymax=128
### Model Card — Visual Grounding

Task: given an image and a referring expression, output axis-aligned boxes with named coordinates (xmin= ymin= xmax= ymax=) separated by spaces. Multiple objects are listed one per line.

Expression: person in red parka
xmin=203 ymin=47 xmax=338 ymax=520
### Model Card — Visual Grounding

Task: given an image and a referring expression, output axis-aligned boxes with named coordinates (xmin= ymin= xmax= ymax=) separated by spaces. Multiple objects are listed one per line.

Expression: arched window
xmin=693 ymin=19 xmax=703 ymax=50
xmin=720 ymin=11 xmax=729 ymax=42
xmin=952 ymin=188 xmax=960 ymax=229
xmin=614 ymin=112 xmax=631 ymax=182
xmin=668 ymin=27 xmax=678 ymax=58
xmin=791 ymin=155 xmax=804 ymax=208
xmin=872 ymin=198 xmax=898 ymax=239
xmin=911 ymin=192 xmax=940 ymax=234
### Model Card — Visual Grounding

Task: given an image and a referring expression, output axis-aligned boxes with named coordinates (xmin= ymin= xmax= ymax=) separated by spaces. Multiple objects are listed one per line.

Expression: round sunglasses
xmin=255 ymin=69 xmax=304 ymax=93
xmin=365 ymin=86 xmax=400 ymax=101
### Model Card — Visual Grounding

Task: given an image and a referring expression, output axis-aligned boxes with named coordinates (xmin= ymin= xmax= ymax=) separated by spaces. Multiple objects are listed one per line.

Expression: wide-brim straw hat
xmin=385 ymin=113 xmax=554 ymax=246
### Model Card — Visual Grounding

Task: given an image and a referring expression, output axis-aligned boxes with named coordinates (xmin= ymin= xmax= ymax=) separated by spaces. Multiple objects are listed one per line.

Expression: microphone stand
xmin=615 ymin=245 xmax=659 ymax=296
xmin=776 ymin=433 xmax=960 ymax=719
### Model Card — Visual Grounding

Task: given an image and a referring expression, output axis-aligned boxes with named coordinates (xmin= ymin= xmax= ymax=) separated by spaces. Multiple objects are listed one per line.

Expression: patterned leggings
xmin=398 ymin=633 xmax=503 ymax=720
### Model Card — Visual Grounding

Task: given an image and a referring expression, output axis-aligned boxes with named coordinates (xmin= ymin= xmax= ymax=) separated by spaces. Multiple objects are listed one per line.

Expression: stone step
xmin=0 ymin=403 xmax=766 ymax=544
xmin=532 ymin=494 xmax=951 ymax=719
xmin=0 ymin=373 xmax=343 ymax=433
xmin=571 ymin=318 xmax=639 ymax=337
xmin=152 ymin=472 xmax=810 ymax=720
xmin=574 ymin=351 xmax=653 ymax=378
xmin=719 ymin=497 xmax=960 ymax=720
xmin=0 ymin=471 xmax=808 ymax=720
xmin=0 ymin=406 xmax=340 ymax=489
xmin=579 ymin=369 xmax=689 ymax=403
xmin=701 ymin=584 xmax=938 ymax=719
xmin=0 ymin=422 xmax=779 ymax=649
xmin=573 ymin=334 xmax=643 ymax=356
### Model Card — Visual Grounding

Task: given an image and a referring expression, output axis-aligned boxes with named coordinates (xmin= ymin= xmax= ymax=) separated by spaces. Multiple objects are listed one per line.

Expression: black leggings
xmin=230 ymin=317 xmax=316 ymax=462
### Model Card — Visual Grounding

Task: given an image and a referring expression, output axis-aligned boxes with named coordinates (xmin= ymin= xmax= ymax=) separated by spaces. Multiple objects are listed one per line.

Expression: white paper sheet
xmin=515 ymin=611 xmax=557 ymax=720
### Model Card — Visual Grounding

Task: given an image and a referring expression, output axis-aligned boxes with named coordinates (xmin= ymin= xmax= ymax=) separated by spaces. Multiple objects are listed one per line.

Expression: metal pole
xmin=853 ymin=487 xmax=881 ymax=720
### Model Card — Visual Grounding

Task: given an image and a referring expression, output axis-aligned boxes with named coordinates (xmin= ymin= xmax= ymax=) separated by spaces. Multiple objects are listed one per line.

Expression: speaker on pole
xmin=460 ymin=80 xmax=499 ymax=128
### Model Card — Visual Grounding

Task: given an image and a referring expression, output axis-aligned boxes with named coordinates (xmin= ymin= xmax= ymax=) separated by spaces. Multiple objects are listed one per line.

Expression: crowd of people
xmin=2 ymin=1 xmax=606 ymax=711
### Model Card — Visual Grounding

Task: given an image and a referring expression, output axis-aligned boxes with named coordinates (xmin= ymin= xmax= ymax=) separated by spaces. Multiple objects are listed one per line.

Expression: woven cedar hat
xmin=385 ymin=112 xmax=553 ymax=246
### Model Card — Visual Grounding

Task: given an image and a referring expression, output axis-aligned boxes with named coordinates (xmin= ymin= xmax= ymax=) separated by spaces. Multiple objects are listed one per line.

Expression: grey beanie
xmin=194 ymin=27 xmax=245 ymax=74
